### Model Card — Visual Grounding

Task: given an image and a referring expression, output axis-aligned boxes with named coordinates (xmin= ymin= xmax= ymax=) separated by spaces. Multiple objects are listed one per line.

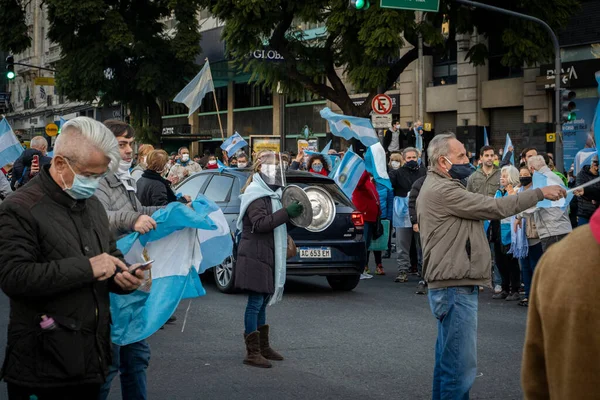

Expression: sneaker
xmin=375 ymin=264 xmax=386 ymax=275
xmin=415 ymin=281 xmax=427 ymax=295
xmin=364 ymin=267 xmax=371 ymax=274
xmin=494 ymin=285 xmax=502 ymax=294
xmin=394 ymin=272 xmax=408 ymax=283
xmin=506 ymin=292 xmax=521 ymax=301
xmin=360 ymin=273 xmax=373 ymax=280
xmin=492 ymin=291 xmax=509 ymax=299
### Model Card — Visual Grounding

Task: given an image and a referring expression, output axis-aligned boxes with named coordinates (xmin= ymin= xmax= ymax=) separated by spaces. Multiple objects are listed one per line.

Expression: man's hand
xmin=113 ymin=262 xmax=152 ymax=291
xmin=295 ymin=149 xmax=305 ymax=162
xmin=183 ymin=169 xmax=190 ymax=177
xmin=30 ymin=163 xmax=40 ymax=176
xmin=514 ymin=218 xmax=522 ymax=233
xmin=134 ymin=215 xmax=157 ymax=234
xmin=90 ymin=253 xmax=127 ymax=281
xmin=574 ymin=188 xmax=584 ymax=197
xmin=540 ymin=185 xmax=567 ymax=201
xmin=412 ymin=224 xmax=419 ymax=233
xmin=168 ymin=175 xmax=180 ymax=185
xmin=183 ymin=195 xmax=192 ymax=203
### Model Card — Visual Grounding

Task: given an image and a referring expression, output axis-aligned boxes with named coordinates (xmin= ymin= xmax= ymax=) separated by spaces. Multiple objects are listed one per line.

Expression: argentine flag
xmin=332 ymin=149 xmax=365 ymax=199
xmin=532 ymin=171 xmax=573 ymax=210
xmin=173 ymin=61 xmax=215 ymax=117
xmin=503 ymin=133 xmax=515 ymax=165
xmin=110 ymin=196 xmax=233 ymax=346
xmin=0 ymin=118 xmax=23 ymax=167
xmin=221 ymin=132 xmax=247 ymax=157
xmin=320 ymin=108 xmax=379 ymax=147
xmin=364 ymin=142 xmax=392 ymax=190
xmin=484 ymin=127 xmax=490 ymax=146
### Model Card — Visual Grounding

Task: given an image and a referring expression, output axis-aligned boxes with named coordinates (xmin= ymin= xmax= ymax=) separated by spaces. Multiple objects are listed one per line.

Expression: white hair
xmin=427 ymin=132 xmax=456 ymax=167
xmin=54 ymin=117 xmax=120 ymax=171
xmin=30 ymin=136 xmax=48 ymax=151
xmin=501 ymin=165 xmax=520 ymax=186
xmin=527 ymin=155 xmax=547 ymax=171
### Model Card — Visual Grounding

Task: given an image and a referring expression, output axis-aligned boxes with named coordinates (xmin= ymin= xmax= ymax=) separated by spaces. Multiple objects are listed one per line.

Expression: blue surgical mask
xmin=444 ymin=157 xmax=475 ymax=180
xmin=312 ymin=164 xmax=323 ymax=173
xmin=61 ymin=159 xmax=103 ymax=200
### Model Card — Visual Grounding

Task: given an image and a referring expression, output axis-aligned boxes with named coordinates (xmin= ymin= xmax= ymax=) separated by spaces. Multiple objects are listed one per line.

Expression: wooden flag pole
xmin=206 ymin=58 xmax=225 ymax=140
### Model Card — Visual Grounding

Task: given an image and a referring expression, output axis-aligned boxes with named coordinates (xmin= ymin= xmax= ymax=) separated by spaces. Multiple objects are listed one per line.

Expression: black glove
xmin=286 ymin=201 xmax=304 ymax=218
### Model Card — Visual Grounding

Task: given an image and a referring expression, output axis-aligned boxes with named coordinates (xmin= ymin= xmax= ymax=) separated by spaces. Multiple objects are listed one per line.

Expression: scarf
xmin=237 ymin=173 xmax=287 ymax=306
xmin=508 ymin=187 xmax=529 ymax=259
xmin=116 ymin=160 xmax=136 ymax=192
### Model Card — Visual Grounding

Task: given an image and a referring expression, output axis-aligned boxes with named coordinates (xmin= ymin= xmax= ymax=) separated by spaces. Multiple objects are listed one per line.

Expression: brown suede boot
xmin=258 ymin=325 xmax=284 ymax=361
xmin=244 ymin=331 xmax=272 ymax=368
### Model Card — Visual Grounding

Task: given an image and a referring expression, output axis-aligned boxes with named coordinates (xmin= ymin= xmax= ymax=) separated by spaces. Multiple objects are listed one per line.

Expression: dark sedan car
xmin=175 ymin=169 xmax=367 ymax=293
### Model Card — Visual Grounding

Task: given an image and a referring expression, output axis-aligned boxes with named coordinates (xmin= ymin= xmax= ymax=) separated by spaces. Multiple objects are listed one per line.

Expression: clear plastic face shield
xmin=258 ymin=151 xmax=286 ymax=187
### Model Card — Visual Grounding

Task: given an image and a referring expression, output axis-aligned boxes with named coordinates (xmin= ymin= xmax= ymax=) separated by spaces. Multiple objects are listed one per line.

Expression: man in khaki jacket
xmin=416 ymin=133 xmax=565 ymax=400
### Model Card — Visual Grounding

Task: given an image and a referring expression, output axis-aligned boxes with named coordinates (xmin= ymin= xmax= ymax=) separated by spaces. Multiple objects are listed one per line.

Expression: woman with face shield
xmin=235 ymin=151 xmax=304 ymax=368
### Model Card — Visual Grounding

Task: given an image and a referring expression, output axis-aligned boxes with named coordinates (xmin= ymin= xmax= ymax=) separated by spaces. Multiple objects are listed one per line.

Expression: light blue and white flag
xmin=0 ymin=118 xmax=23 ymax=167
xmin=393 ymin=196 xmax=411 ymax=228
xmin=502 ymin=133 xmax=515 ymax=165
xmin=415 ymin=129 xmax=423 ymax=153
xmin=484 ymin=127 xmax=490 ymax=146
xmin=364 ymin=142 xmax=392 ymax=190
xmin=532 ymin=171 xmax=573 ymax=210
xmin=321 ymin=140 xmax=332 ymax=154
xmin=332 ymin=149 xmax=365 ymax=199
xmin=320 ymin=107 xmax=379 ymax=147
xmin=173 ymin=61 xmax=215 ymax=117
xmin=221 ymin=132 xmax=247 ymax=157
xmin=110 ymin=196 xmax=233 ymax=346
xmin=574 ymin=148 xmax=597 ymax=175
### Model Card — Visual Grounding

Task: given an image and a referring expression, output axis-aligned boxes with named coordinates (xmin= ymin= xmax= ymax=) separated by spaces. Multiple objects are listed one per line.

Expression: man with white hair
xmin=10 ymin=135 xmax=52 ymax=190
xmin=522 ymin=155 xmax=572 ymax=251
xmin=417 ymin=133 xmax=565 ymax=400
xmin=0 ymin=117 xmax=148 ymax=399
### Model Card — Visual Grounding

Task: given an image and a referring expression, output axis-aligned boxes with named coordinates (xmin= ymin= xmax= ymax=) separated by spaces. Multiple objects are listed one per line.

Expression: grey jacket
xmin=466 ymin=166 xmax=501 ymax=197
xmin=417 ymin=170 xmax=544 ymax=289
xmin=96 ymin=173 xmax=161 ymax=239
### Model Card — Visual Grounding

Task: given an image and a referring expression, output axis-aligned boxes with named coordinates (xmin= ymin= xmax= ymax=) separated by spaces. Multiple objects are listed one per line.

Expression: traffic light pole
xmin=454 ymin=0 xmax=563 ymax=170
xmin=12 ymin=62 xmax=57 ymax=72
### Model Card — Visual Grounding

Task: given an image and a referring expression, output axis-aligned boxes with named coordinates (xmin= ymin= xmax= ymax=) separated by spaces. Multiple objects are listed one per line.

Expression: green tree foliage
xmin=201 ymin=0 xmax=578 ymax=116
xmin=0 ymin=0 xmax=203 ymax=143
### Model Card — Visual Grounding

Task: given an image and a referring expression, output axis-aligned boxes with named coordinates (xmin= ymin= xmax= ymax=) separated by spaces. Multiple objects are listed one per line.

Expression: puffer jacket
xmin=417 ymin=170 xmax=543 ymax=289
xmin=376 ymin=181 xmax=394 ymax=221
xmin=576 ymin=165 xmax=600 ymax=219
xmin=389 ymin=164 xmax=427 ymax=197
xmin=408 ymin=175 xmax=426 ymax=225
xmin=0 ymin=166 xmax=131 ymax=388
xmin=95 ymin=173 xmax=161 ymax=239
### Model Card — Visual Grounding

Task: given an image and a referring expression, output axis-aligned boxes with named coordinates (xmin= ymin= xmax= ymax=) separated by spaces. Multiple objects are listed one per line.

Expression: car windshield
xmin=287 ymin=179 xmax=354 ymax=207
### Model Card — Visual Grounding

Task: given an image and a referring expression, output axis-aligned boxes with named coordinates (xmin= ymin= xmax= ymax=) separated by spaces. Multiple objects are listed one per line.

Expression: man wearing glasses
xmin=0 ymin=117 xmax=146 ymax=399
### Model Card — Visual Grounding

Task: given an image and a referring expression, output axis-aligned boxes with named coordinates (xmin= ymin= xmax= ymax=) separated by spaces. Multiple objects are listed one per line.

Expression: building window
xmin=488 ymin=34 xmax=523 ymax=80
xmin=199 ymin=86 xmax=227 ymax=113
xmin=432 ymin=36 xmax=457 ymax=86
xmin=162 ymin=101 xmax=188 ymax=116
xmin=234 ymin=83 xmax=272 ymax=109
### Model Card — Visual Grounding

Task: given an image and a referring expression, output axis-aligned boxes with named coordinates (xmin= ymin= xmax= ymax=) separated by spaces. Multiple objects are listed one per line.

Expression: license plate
xmin=299 ymin=247 xmax=332 ymax=259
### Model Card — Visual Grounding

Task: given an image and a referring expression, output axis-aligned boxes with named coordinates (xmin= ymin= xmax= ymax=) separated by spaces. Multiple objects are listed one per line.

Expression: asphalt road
xmin=0 ymin=258 xmax=528 ymax=400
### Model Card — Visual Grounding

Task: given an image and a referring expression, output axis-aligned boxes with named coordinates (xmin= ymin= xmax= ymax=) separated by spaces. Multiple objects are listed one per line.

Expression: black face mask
xmin=444 ymin=157 xmax=475 ymax=180
xmin=405 ymin=160 xmax=419 ymax=170
xmin=519 ymin=176 xmax=532 ymax=186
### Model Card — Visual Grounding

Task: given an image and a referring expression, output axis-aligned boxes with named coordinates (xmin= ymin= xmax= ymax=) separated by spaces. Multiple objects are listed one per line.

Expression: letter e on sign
xmin=371 ymin=94 xmax=393 ymax=115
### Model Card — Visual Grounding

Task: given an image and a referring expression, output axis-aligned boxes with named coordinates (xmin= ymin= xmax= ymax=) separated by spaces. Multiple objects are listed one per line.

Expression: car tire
xmin=326 ymin=275 xmax=361 ymax=291
xmin=214 ymin=256 xmax=236 ymax=294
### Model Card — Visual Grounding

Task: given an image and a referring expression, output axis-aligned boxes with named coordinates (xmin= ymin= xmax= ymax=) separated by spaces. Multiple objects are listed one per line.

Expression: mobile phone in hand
xmin=128 ymin=259 xmax=154 ymax=274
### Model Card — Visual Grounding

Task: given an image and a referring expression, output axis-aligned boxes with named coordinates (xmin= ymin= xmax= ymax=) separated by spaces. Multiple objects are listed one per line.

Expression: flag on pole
xmin=502 ymin=133 xmax=515 ymax=165
xmin=0 ymin=118 xmax=24 ymax=167
xmin=220 ymin=132 xmax=247 ymax=157
xmin=364 ymin=142 xmax=392 ymax=190
xmin=110 ymin=196 xmax=232 ymax=346
xmin=332 ymin=149 xmax=365 ymax=199
xmin=320 ymin=108 xmax=379 ymax=147
xmin=173 ymin=61 xmax=215 ymax=117
xmin=484 ymin=127 xmax=490 ymax=146
xmin=532 ymin=171 xmax=573 ymax=210
xmin=415 ymin=130 xmax=423 ymax=153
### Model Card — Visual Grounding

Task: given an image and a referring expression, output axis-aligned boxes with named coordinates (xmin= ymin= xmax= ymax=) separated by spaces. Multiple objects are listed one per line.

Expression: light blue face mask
xmin=312 ymin=164 xmax=323 ymax=173
xmin=61 ymin=159 xmax=103 ymax=200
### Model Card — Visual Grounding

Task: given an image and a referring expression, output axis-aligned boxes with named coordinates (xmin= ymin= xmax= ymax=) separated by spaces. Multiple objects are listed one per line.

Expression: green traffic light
xmin=568 ymin=112 xmax=576 ymax=122
xmin=356 ymin=0 xmax=365 ymax=7
xmin=6 ymin=71 xmax=15 ymax=80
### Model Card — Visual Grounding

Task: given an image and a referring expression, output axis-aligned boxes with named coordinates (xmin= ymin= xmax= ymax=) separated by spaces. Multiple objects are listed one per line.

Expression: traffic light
xmin=349 ymin=0 xmax=370 ymax=10
xmin=5 ymin=55 xmax=15 ymax=80
xmin=560 ymin=89 xmax=576 ymax=123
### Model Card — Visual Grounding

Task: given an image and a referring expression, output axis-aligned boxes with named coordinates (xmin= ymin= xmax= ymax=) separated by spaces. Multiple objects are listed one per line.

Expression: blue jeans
xmin=489 ymin=243 xmax=502 ymax=287
xmin=245 ymin=294 xmax=269 ymax=335
xmin=428 ymin=286 xmax=479 ymax=400
xmin=98 ymin=340 xmax=151 ymax=400
xmin=578 ymin=217 xmax=590 ymax=226
xmin=520 ymin=243 xmax=544 ymax=300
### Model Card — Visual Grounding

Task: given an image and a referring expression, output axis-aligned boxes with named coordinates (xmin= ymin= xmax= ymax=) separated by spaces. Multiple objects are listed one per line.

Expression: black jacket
xmin=0 ymin=166 xmax=130 ymax=388
xmin=408 ymin=175 xmax=426 ymax=225
xmin=389 ymin=165 xmax=427 ymax=197
xmin=11 ymin=149 xmax=52 ymax=190
xmin=136 ymin=169 xmax=183 ymax=207
xmin=234 ymin=196 xmax=289 ymax=294
xmin=576 ymin=166 xmax=600 ymax=219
